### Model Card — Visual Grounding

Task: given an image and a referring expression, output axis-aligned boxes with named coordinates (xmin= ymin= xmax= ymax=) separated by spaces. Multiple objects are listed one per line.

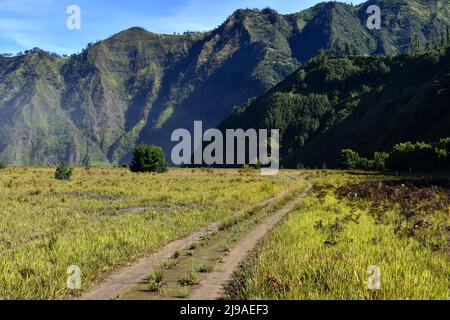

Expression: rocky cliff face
xmin=0 ymin=0 xmax=448 ymax=165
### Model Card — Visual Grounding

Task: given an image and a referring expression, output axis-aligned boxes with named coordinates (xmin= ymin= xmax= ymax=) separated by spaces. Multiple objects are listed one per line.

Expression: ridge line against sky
xmin=0 ymin=0 xmax=365 ymax=55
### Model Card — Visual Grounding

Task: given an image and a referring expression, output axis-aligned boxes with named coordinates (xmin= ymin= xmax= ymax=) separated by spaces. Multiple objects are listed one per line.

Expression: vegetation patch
xmin=147 ymin=268 xmax=165 ymax=293
xmin=54 ymin=163 xmax=74 ymax=180
xmin=337 ymin=179 xmax=450 ymax=253
xmin=226 ymin=172 xmax=449 ymax=300
xmin=178 ymin=270 xmax=200 ymax=286
xmin=0 ymin=167 xmax=290 ymax=299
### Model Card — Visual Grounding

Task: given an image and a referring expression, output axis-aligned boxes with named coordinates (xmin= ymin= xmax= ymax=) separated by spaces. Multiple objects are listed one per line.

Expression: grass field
xmin=0 ymin=167 xmax=297 ymax=299
xmin=228 ymin=172 xmax=450 ymax=300
xmin=1 ymin=168 xmax=448 ymax=300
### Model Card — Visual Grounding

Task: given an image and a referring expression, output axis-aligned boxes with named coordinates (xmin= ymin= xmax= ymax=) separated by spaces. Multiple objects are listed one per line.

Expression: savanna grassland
xmin=0 ymin=167 xmax=298 ymax=300
xmin=228 ymin=172 xmax=450 ymax=300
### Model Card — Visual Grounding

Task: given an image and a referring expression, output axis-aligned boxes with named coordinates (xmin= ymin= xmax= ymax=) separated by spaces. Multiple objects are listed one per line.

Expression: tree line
xmin=340 ymin=137 xmax=450 ymax=172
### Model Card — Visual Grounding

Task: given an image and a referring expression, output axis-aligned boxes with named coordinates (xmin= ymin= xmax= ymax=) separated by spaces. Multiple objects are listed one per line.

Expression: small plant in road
xmin=179 ymin=270 xmax=200 ymax=286
xmin=195 ymin=264 xmax=213 ymax=273
xmin=147 ymin=268 xmax=165 ymax=292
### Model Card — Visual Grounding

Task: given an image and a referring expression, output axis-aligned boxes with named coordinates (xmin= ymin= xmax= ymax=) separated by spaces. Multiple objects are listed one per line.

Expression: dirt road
xmin=81 ymin=178 xmax=306 ymax=300
xmin=189 ymin=181 xmax=312 ymax=300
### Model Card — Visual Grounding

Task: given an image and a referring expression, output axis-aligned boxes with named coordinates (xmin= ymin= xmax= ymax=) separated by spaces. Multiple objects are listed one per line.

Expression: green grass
xmin=176 ymin=285 xmax=189 ymax=298
xmin=194 ymin=264 xmax=213 ymax=273
xmin=178 ymin=270 xmax=200 ymax=286
xmin=0 ymin=167 xmax=296 ymax=299
xmin=147 ymin=268 xmax=165 ymax=292
xmin=232 ymin=172 xmax=450 ymax=300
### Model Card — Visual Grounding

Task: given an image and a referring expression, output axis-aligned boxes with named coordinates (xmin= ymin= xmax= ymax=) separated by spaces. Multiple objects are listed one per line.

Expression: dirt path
xmin=81 ymin=222 xmax=219 ymax=300
xmin=189 ymin=180 xmax=312 ymax=300
xmin=81 ymin=177 xmax=302 ymax=300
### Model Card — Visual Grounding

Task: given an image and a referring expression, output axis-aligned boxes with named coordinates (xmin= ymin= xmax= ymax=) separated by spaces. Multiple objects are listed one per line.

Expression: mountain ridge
xmin=0 ymin=0 xmax=448 ymax=165
xmin=220 ymin=47 xmax=450 ymax=168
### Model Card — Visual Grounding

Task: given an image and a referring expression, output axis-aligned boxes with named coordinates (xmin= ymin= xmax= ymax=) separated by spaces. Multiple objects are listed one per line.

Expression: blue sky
xmin=0 ymin=0 xmax=365 ymax=55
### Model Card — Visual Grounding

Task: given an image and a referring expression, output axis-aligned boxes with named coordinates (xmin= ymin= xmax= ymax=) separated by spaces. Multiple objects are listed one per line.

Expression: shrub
xmin=339 ymin=149 xmax=361 ymax=170
xmin=0 ymin=162 xmax=6 ymax=170
xmin=339 ymin=138 xmax=450 ymax=173
xmin=339 ymin=149 xmax=374 ymax=170
xmin=434 ymin=138 xmax=450 ymax=169
xmin=373 ymin=152 xmax=389 ymax=171
xmin=386 ymin=142 xmax=435 ymax=172
xmin=130 ymin=144 xmax=168 ymax=173
xmin=357 ymin=157 xmax=374 ymax=171
xmin=54 ymin=163 xmax=73 ymax=180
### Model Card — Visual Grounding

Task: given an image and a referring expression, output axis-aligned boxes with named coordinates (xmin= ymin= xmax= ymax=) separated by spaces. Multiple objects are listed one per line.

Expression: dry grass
xmin=229 ymin=172 xmax=450 ymax=300
xmin=0 ymin=167 xmax=294 ymax=299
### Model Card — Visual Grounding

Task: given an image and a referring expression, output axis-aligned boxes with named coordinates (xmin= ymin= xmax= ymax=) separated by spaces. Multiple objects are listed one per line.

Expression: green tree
xmin=373 ymin=152 xmax=389 ymax=171
xmin=0 ymin=162 xmax=6 ymax=170
xmin=55 ymin=163 xmax=74 ymax=180
xmin=386 ymin=141 xmax=435 ymax=172
xmin=339 ymin=149 xmax=360 ymax=170
xmin=130 ymin=144 xmax=168 ymax=173
xmin=434 ymin=138 xmax=450 ymax=169
xmin=339 ymin=149 xmax=374 ymax=170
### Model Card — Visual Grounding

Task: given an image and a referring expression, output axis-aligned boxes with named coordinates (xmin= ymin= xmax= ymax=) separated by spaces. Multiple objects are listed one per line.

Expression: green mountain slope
xmin=220 ymin=47 xmax=450 ymax=168
xmin=0 ymin=0 xmax=448 ymax=164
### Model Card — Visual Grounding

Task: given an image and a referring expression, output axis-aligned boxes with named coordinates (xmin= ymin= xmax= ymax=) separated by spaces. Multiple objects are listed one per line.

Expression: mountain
xmin=0 ymin=0 xmax=449 ymax=165
xmin=220 ymin=47 xmax=450 ymax=168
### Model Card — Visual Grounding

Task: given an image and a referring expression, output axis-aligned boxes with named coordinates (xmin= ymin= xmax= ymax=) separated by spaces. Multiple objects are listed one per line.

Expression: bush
xmin=339 ymin=149 xmax=361 ymax=170
xmin=357 ymin=157 xmax=374 ymax=171
xmin=386 ymin=138 xmax=450 ymax=172
xmin=435 ymin=138 xmax=450 ymax=169
xmin=386 ymin=142 xmax=435 ymax=172
xmin=339 ymin=149 xmax=374 ymax=170
xmin=0 ymin=162 xmax=6 ymax=170
xmin=339 ymin=138 xmax=450 ymax=173
xmin=55 ymin=163 xmax=74 ymax=180
xmin=130 ymin=144 xmax=168 ymax=173
xmin=373 ymin=152 xmax=389 ymax=171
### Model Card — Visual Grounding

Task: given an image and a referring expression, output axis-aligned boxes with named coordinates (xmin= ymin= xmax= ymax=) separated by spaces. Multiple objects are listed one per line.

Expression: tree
xmin=373 ymin=152 xmax=389 ymax=170
xmin=386 ymin=141 xmax=435 ymax=172
xmin=339 ymin=149 xmax=374 ymax=170
xmin=339 ymin=149 xmax=360 ymax=170
xmin=55 ymin=163 xmax=74 ymax=180
xmin=130 ymin=144 xmax=168 ymax=173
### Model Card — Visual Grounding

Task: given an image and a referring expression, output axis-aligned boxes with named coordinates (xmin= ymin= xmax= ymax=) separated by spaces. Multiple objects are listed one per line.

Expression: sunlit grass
xmin=0 ymin=167 xmax=297 ymax=299
xmin=237 ymin=172 xmax=450 ymax=300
